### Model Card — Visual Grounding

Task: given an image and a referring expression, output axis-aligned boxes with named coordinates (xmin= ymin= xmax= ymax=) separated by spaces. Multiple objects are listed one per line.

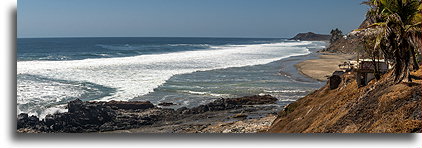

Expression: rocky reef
xmin=17 ymin=95 xmax=279 ymax=133
xmin=181 ymin=95 xmax=277 ymax=114
xmin=17 ymin=99 xmax=166 ymax=133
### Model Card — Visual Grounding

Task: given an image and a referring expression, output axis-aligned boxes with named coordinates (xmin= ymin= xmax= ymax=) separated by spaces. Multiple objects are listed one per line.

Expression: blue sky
xmin=17 ymin=0 xmax=368 ymax=38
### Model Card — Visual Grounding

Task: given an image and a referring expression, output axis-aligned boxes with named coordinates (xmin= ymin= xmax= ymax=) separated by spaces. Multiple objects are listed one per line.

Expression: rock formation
xmin=17 ymin=95 xmax=279 ymax=133
xmin=290 ymin=32 xmax=331 ymax=41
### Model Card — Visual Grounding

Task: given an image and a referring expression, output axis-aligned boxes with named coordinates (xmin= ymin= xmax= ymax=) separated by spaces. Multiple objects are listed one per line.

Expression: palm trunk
xmin=372 ymin=51 xmax=381 ymax=80
xmin=410 ymin=48 xmax=420 ymax=70
xmin=391 ymin=38 xmax=411 ymax=83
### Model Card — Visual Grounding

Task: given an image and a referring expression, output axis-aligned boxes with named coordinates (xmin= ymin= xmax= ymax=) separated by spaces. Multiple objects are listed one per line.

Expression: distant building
xmin=354 ymin=60 xmax=390 ymax=87
xmin=329 ymin=58 xmax=391 ymax=89
xmin=341 ymin=59 xmax=390 ymax=86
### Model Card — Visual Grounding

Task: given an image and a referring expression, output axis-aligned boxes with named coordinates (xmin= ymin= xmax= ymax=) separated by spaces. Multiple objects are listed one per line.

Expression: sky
xmin=17 ymin=0 xmax=369 ymax=38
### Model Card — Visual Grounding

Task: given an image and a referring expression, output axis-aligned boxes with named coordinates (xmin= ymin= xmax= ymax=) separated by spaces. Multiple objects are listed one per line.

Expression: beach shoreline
xmin=295 ymin=52 xmax=356 ymax=81
xmin=274 ymin=43 xmax=329 ymax=83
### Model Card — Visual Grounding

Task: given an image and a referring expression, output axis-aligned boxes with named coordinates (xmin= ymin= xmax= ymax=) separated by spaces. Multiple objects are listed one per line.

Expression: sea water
xmin=17 ymin=37 xmax=325 ymax=118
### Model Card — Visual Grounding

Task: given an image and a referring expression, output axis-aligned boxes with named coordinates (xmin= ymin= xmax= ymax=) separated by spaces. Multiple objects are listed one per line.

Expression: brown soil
xmin=267 ymin=68 xmax=422 ymax=133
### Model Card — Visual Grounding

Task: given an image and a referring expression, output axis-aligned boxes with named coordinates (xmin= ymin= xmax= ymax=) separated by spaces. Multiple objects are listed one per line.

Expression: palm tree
xmin=363 ymin=0 xmax=422 ymax=83
xmin=330 ymin=28 xmax=343 ymax=43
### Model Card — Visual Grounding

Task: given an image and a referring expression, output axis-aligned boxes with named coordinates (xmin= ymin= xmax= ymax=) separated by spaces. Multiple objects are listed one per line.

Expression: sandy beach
xmin=295 ymin=53 xmax=356 ymax=81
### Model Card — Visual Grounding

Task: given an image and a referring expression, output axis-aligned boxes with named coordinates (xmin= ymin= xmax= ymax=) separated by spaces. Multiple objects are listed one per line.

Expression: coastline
xmin=295 ymin=53 xmax=356 ymax=81
xmin=275 ymin=43 xmax=329 ymax=83
xmin=17 ymin=41 xmax=329 ymax=133
xmin=18 ymin=39 xmax=321 ymax=117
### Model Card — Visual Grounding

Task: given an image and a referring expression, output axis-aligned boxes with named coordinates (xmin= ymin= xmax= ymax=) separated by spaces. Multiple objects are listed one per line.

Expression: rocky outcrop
xmin=17 ymin=114 xmax=41 ymax=130
xmin=17 ymin=95 xmax=279 ymax=133
xmin=290 ymin=32 xmax=331 ymax=41
xmin=98 ymin=100 xmax=154 ymax=110
xmin=183 ymin=95 xmax=278 ymax=114
xmin=17 ymin=99 xmax=160 ymax=133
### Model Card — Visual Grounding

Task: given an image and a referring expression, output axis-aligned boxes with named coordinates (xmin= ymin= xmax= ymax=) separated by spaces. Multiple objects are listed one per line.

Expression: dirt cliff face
xmin=267 ymin=69 xmax=421 ymax=133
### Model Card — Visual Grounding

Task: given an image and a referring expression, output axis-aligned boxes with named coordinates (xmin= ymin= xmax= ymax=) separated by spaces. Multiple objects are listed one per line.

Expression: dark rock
xmin=224 ymin=95 xmax=278 ymax=105
xmin=17 ymin=113 xmax=40 ymax=129
xmin=184 ymin=95 xmax=277 ymax=114
xmin=68 ymin=99 xmax=84 ymax=113
xmin=17 ymin=99 xmax=124 ymax=132
xmin=332 ymin=71 xmax=345 ymax=76
xmin=176 ymin=107 xmax=189 ymax=114
xmin=43 ymin=114 xmax=55 ymax=127
xmin=17 ymin=113 xmax=28 ymax=129
xmin=17 ymin=113 xmax=29 ymax=120
xmin=329 ymin=75 xmax=342 ymax=90
xmin=17 ymin=95 xmax=278 ymax=133
xmin=290 ymin=32 xmax=331 ymax=41
xmin=158 ymin=102 xmax=177 ymax=106
xmin=97 ymin=100 xmax=155 ymax=110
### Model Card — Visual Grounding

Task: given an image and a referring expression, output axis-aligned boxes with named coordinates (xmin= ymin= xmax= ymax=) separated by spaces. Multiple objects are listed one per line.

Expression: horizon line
xmin=17 ymin=36 xmax=292 ymax=39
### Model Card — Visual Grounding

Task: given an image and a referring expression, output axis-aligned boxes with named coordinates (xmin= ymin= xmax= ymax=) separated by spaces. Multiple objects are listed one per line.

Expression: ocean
xmin=17 ymin=37 xmax=326 ymax=118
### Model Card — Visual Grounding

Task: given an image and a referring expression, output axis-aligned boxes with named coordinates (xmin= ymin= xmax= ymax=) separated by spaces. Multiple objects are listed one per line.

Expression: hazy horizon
xmin=17 ymin=36 xmax=293 ymax=39
xmin=18 ymin=0 xmax=368 ymax=38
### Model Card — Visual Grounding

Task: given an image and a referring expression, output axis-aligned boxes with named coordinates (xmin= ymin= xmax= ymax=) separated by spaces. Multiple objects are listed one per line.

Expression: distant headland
xmin=290 ymin=32 xmax=331 ymax=41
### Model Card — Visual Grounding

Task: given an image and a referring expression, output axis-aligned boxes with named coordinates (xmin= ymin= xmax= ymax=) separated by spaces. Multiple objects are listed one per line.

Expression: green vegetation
xmin=362 ymin=0 xmax=422 ymax=83
xmin=330 ymin=28 xmax=343 ymax=43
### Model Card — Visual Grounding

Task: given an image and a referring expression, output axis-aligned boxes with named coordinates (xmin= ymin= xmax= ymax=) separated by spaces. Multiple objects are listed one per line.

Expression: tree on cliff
xmin=330 ymin=28 xmax=343 ymax=43
xmin=363 ymin=0 xmax=422 ymax=83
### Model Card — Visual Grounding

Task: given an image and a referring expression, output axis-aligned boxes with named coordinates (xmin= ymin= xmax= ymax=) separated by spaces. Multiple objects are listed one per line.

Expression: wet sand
xmin=295 ymin=53 xmax=356 ymax=81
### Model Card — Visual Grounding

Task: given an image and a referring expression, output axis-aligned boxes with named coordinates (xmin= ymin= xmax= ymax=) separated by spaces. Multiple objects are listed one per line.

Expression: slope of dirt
xmin=267 ymin=68 xmax=421 ymax=133
xmin=320 ymin=37 xmax=362 ymax=54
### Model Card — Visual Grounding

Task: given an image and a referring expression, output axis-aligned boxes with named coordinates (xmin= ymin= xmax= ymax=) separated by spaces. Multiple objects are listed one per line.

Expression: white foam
xmin=180 ymin=90 xmax=230 ymax=97
xmin=184 ymin=90 xmax=207 ymax=95
xmin=39 ymin=105 xmax=68 ymax=118
xmin=17 ymin=41 xmax=312 ymax=105
xmin=280 ymin=99 xmax=297 ymax=102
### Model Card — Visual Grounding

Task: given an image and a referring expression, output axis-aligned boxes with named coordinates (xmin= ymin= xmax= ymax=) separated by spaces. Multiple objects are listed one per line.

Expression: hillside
xmin=319 ymin=37 xmax=362 ymax=54
xmin=267 ymin=68 xmax=421 ymax=133
xmin=319 ymin=18 xmax=372 ymax=54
